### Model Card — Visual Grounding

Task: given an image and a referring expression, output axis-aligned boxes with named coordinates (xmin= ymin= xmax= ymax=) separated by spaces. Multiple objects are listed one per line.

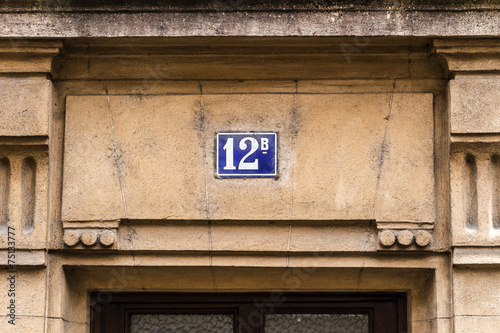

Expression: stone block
xmin=293 ymin=93 xmax=434 ymax=222
xmin=62 ymin=96 xmax=124 ymax=221
xmin=110 ymin=95 xmax=206 ymax=219
xmin=0 ymin=146 xmax=48 ymax=249
xmin=103 ymin=80 xmax=200 ymax=95
xmin=0 ymin=79 xmax=51 ymax=136
xmin=115 ymin=221 xmax=377 ymax=253
xmin=454 ymin=316 xmax=500 ymax=333
xmin=202 ymin=94 xmax=294 ymax=220
xmin=45 ymin=318 xmax=64 ymax=333
xmin=0 ymin=250 xmax=45 ymax=266
xmin=372 ymin=94 xmax=435 ymax=222
xmin=297 ymin=80 xmax=396 ymax=94
xmin=292 ymin=94 xmax=387 ymax=219
xmin=62 ymin=95 xmax=207 ymax=221
xmin=211 ymin=255 xmax=288 ymax=267
xmin=289 ymin=223 xmax=377 ymax=252
xmin=201 ymin=80 xmax=296 ymax=94
xmin=0 ymin=268 xmax=46 ymax=321
xmin=57 ymin=54 xmax=410 ymax=81
xmin=63 ymin=93 xmax=434 ymax=223
xmin=411 ymin=320 xmax=434 ymax=333
xmin=211 ymin=221 xmax=290 ymax=252
xmin=450 ymin=149 xmax=500 ymax=246
xmin=453 ymin=247 xmax=500 ymax=265
xmin=453 ymin=268 xmax=500 ymax=316
xmin=117 ymin=221 xmax=210 ymax=251
xmin=1 ymin=316 xmax=45 ymax=333
xmin=450 ymin=77 xmax=500 ymax=134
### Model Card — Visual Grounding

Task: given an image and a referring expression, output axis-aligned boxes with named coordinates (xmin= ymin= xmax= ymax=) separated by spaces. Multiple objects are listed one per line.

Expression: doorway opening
xmin=91 ymin=292 xmax=407 ymax=333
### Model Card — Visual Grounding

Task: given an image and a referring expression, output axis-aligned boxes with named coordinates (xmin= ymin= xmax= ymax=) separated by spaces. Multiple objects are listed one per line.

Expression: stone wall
xmin=0 ymin=3 xmax=499 ymax=333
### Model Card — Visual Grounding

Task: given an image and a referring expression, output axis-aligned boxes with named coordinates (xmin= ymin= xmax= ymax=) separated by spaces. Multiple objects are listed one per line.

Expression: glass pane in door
xmin=130 ymin=314 xmax=233 ymax=333
xmin=265 ymin=313 xmax=369 ymax=333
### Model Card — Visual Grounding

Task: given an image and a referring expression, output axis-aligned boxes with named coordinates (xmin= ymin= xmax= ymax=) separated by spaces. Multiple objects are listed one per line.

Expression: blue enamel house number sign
xmin=216 ymin=132 xmax=278 ymax=178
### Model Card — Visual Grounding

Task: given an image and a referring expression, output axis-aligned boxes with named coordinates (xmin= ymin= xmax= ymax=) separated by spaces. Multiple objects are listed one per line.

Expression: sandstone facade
xmin=0 ymin=1 xmax=499 ymax=332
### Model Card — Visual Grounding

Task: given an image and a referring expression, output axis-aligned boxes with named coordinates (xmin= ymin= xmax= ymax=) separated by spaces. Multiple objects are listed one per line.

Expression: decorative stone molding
xmin=433 ymin=39 xmax=500 ymax=75
xmin=63 ymin=228 xmax=117 ymax=248
xmin=435 ymin=39 xmax=500 ymax=247
xmin=0 ymin=146 xmax=49 ymax=249
xmin=450 ymin=147 xmax=500 ymax=246
xmin=379 ymin=230 xmax=397 ymax=247
xmin=0 ymin=40 xmax=60 ymax=252
xmin=396 ymin=230 xmax=414 ymax=247
xmin=62 ymin=230 xmax=80 ymax=247
xmin=99 ymin=230 xmax=116 ymax=247
xmin=0 ymin=40 xmax=62 ymax=74
xmin=378 ymin=229 xmax=432 ymax=249
xmin=414 ymin=230 xmax=433 ymax=247
xmin=63 ymin=220 xmax=119 ymax=248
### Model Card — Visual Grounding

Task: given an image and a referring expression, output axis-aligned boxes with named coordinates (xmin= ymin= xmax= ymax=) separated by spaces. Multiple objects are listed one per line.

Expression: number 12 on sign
xmin=216 ymin=132 xmax=278 ymax=178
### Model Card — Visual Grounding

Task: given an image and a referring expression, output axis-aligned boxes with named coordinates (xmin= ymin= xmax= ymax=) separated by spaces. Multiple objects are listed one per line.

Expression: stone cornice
xmin=1 ymin=0 xmax=500 ymax=13
xmin=0 ymin=39 xmax=62 ymax=73
xmin=0 ymin=11 xmax=499 ymax=38
xmin=433 ymin=39 xmax=500 ymax=74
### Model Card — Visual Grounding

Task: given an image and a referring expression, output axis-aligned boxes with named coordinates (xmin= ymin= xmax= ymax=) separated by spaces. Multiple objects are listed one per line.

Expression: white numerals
xmin=223 ymin=136 xmax=269 ymax=171
xmin=238 ymin=137 xmax=259 ymax=170
xmin=222 ymin=138 xmax=237 ymax=170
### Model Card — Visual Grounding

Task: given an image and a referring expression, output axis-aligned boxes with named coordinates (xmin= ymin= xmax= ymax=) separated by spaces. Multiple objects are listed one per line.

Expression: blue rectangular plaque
xmin=216 ymin=132 xmax=278 ymax=178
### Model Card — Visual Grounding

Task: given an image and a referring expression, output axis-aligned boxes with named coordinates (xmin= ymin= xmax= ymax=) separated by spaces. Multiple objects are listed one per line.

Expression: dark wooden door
xmin=91 ymin=292 xmax=407 ymax=333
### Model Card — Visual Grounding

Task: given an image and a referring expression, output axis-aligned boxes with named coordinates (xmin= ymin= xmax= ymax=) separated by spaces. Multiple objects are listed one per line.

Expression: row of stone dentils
xmin=63 ymin=229 xmax=116 ymax=247
xmin=379 ymin=230 xmax=432 ymax=247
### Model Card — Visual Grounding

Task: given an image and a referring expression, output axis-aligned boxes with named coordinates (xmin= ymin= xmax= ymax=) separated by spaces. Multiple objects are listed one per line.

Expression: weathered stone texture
xmin=118 ymin=221 xmax=210 ymax=251
xmin=450 ymin=150 xmax=500 ymax=246
xmin=450 ymin=78 xmax=500 ymax=134
xmin=0 ymin=79 xmax=51 ymax=136
xmin=454 ymin=316 xmax=500 ymax=333
xmin=62 ymin=96 xmax=125 ymax=221
xmin=379 ymin=230 xmax=397 ymax=247
xmin=289 ymin=223 xmax=377 ymax=252
xmin=454 ymin=268 xmax=500 ymax=318
xmin=63 ymin=95 xmax=207 ymax=221
xmin=372 ymin=93 xmax=435 ymax=222
xmin=1 ymin=268 xmax=46 ymax=332
xmin=294 ymin=93 xmax=434 ymax=222
xmin=2 ymin=317 xmax=45 ymax=333
xmin=115 ymin=221 xmax=377 ymax=252
xmin=0 ymin=146 xmax=48 ymax=249
xmin=202 ymin=94 xmax=293 ymax=220
xmin=63 ymin=93 xmax=434 ymax=223
xmin=1 ymin=11 xmax=500 ymax=38
xmin=0 ymin=32 xmax=487 ymax=333
xmin=2 ymin=0 xmax=499 ymax=12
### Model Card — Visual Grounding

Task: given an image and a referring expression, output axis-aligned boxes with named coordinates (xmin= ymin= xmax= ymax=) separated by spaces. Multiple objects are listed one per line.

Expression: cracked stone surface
xmin=62 ymin=93 xmax=434 ymax=222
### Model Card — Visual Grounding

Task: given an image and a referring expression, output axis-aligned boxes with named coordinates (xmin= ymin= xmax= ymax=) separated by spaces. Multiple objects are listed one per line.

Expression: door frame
xmin=90 ymin=292 xmax=407 ymax=333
